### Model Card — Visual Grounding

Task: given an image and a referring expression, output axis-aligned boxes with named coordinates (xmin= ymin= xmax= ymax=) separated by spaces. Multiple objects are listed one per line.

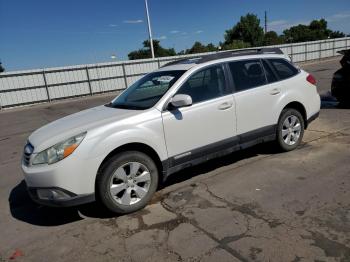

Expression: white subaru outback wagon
xmin=22 ymin=48 xmax=320 ymax=214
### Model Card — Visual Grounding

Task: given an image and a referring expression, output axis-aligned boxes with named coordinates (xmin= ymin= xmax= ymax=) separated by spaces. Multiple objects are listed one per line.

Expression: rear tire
xmin=276 ymin=108 xmax=304 ymax=152
xmin=96 ymin=151 xmax=159 ymax=214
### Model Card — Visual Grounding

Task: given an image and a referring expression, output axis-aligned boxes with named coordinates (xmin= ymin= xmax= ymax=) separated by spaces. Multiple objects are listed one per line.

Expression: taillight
xmin=306 ymin=74 xmax=316 ymax=85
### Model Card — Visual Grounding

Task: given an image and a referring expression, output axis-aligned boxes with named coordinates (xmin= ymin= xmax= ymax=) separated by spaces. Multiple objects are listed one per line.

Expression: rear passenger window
xmin=228 ymin=60 xmax=266 ymax=92
xmin=268 ymin=59 xmax=299 ymax=80
xmin=262 ymin=60 xmax=278 ymax=83
xmin=176 ymin=65 xmax=229 ymax=104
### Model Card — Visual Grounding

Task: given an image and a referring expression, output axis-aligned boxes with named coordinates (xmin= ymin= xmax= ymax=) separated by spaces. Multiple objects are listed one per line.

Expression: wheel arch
xmin=96 ymin=142 xmax=164 ymax=183
xmin=282 ymin=101 xmax=308 ymax=128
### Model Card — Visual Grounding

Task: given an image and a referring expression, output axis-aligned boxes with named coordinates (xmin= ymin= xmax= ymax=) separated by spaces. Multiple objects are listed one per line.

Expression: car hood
xmin=29 ymin=105 xmax=141 ymax=152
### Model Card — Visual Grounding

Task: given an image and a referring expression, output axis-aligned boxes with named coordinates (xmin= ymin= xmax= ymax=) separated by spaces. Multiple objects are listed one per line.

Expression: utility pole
xmin=264 ymin=11 xmax=267 ymax=34
xmin=145 ymin=0 xmax=155 ymax=58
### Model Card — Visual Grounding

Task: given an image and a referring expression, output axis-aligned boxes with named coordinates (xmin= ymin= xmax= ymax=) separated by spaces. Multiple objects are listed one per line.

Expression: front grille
xmin=23 ymin=142 xmax=34 ymax=166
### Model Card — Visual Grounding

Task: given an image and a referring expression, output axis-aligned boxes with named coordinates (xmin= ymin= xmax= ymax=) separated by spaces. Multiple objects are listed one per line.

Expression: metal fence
xmin=1 ymin=37 xmax=349 ymax=109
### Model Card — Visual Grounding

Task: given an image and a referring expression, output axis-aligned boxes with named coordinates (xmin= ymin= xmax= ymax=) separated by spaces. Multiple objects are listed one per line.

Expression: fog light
xmin=37 ymin=189 xmax=71 ymax=200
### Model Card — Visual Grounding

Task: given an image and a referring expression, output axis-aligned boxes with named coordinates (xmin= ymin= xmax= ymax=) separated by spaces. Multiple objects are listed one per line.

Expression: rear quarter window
xmin=268 ymin=59 xmax=299 ymax=80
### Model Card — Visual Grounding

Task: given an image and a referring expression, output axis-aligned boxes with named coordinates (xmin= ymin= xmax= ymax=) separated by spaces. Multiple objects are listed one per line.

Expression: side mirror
xmin=169 ymin=94 xmax=192 ymax=109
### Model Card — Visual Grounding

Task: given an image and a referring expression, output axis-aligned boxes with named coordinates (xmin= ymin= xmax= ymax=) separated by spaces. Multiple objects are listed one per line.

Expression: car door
xmin=227 ymin=59 xmax=282 ymax=137
xmin=161 ymin=64 xmax=236 ymax=165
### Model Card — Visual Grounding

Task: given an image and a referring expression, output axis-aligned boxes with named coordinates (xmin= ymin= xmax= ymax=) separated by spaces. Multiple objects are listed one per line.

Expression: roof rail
xmin=162 ymin=57 xmax=202 ymax=67
xmin=162 ymin=47 xmax=283 ymax=67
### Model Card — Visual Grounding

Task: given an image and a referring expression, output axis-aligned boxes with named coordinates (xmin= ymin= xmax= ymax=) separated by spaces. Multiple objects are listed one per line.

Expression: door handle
xmin=270 ymin=88 xmax=281 ymax=95
xmin=218 ymin=102 xmax=233 ymax=110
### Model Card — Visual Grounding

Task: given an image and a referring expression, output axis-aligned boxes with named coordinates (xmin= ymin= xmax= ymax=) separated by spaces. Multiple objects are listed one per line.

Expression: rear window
xmin=268 ymin=59 xmax=299 ymax=80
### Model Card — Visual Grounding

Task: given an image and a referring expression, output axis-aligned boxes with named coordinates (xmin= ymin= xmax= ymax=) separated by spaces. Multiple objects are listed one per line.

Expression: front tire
xmin=97 ymin=151 xmax=159 ymax=214
xmin=276 ymin=108 xmax=304 ymax=151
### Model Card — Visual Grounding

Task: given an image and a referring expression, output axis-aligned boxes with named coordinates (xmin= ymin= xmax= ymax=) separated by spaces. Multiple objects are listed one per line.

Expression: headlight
xmin=32 ymin=132 xmax=86 ymax=165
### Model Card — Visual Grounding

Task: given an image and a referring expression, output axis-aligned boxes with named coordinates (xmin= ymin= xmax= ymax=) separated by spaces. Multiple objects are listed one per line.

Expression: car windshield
xmin=107 ymin=70 xmax=185 ymax=110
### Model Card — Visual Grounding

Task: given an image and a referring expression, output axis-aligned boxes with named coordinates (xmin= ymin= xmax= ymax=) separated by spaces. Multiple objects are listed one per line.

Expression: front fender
xmin=92 ymin=128 xmax=167 ymax=162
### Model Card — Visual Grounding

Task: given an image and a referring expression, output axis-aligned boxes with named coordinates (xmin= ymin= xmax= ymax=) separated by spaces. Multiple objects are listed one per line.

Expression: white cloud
xmin=269 ymin=20 xmax=289 ymax=26
xmin=268 ymin=19 xmax=310 ymax=33
xmin=108 ymin=24 xmax=118 ymax=27
xmin=170 ymin=30 xmax=180 ymax=34
xmin=123 ymin=20 xmax=143 ymax=24
xmin=267 ymin=11 xmax=350 ymax=33
xmin=327 ymin=11 xmax=350 ymax=22
xmin=155 ymin=35 xmax=167 ymax=40
xmin=195 ymin=30 xmax=204 ymax=34
xmin=268 ymin=20 xmax=291 ymax=32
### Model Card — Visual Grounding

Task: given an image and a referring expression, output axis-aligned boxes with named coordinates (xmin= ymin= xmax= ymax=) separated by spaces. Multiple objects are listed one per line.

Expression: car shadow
xmin=162 ymin=142 xmax=279 ymax=187
xmin=9 ymin=142 xmax=280 ymax=226
xmin=9 ymin=181 xmax=117 ymax=226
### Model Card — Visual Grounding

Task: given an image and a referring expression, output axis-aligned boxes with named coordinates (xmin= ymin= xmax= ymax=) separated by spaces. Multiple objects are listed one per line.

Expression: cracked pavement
xmin=1 ymin=58 xmax=350 ymax=261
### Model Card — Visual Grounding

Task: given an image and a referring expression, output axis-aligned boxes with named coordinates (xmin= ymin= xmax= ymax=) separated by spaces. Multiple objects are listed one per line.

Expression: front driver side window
xmin=176 ymin=65 xmax=228 ymax=104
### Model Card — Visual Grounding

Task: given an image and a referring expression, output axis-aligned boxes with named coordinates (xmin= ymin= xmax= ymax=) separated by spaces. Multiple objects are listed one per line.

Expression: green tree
xmin=282 ymin=19 xmax=345 ymax=43
xmin=309 ymin=19 xmax=331 ymax=40
xmin=186 ymin=41 xmax=208 ymax=54
xmin=206 ymin=43 xmax=217 ymax=52
xmin=330 ymin=31 xmax=345 ymax=38
xmin=128 ymin=40 xmax=176 ymax=60
xmin=186 ymin=42 xmax=218 ymax=54
xmin=0 ymin=62 xmax=4 ymax=73
xmin=283 ymin=24 xmax=313 ymax=42
xmin=263 ymin=31 xmax=284 ymax=45
xmin=222 ymin=40 xmax=251 ymax=50
xmin=224 ymin=13 xmax=264 ymax=46
xmin=178 ymin=42 xmax=218 ymax=55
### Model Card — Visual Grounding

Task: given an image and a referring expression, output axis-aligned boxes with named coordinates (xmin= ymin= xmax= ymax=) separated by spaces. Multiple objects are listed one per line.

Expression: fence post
xmin=42 ymin=70 xmax=51 ymax=102
xmin=317 ymin=41 xmax=321 ymax=60
xmin=0 ymin=81 xmax=2 ymax=110
xmin=304 ymin=42 xmax=307 ymax=62
xmin=333 ymin=39 xmax=336 ymax=57
xmin=157 ymin=59 xmax=161 ymax=68
xmin=85 ymin=66 xmax=93 ymax=95
xmin=290 ymin=44 xmax=294 ymax=62
xmin=121 ymin=63 xmax=128 ymax=89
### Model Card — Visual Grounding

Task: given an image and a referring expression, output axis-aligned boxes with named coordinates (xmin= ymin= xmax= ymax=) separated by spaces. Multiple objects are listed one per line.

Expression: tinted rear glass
xmin=262 ymin=60 xmax=278 ymax=83
xmin=268 ymin=59 xmax=299 ymax=80
xmin=228 ymin=59 xmax=266 ymax=92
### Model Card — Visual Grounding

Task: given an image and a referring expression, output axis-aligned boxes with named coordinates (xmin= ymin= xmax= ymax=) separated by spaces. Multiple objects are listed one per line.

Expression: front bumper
xmin=27 ymin=186 xmax=95 ymax=207
xmin=21 ymin=150 xmax=102 ymax=207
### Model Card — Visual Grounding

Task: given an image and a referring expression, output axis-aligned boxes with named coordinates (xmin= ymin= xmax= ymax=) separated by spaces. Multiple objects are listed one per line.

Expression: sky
xmin=1 ymin=0 xmax=350 ymax=71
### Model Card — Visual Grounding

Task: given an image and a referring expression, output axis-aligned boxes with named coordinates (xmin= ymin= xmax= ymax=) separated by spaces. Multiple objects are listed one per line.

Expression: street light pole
xmin=144 ymin=0 xmax=155 ymax=58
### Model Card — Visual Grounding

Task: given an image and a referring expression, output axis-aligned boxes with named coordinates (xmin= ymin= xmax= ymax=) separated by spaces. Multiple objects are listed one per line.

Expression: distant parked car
xmin=22 ymin=48 xmax=320 ymax=214
xmin=331 ymin=49 xmax=350 ymax=104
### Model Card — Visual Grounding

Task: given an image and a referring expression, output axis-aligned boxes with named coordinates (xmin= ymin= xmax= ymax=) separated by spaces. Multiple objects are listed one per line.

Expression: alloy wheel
xmin=281 ymin=115 xmax=302 ymax=146
xmin=109 ymin=162 xmax=151 ymax=205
